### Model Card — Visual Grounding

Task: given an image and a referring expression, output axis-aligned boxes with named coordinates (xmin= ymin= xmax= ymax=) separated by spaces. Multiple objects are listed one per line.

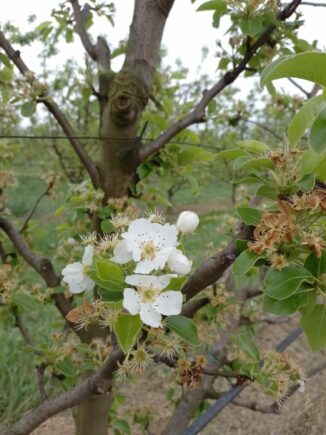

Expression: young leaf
xmin=232 ymin=333 xmax=260 ymax=360
xmin=263 ymin=292 xmax=309 ymax=316
xmin=98 ymin=288 xmax=123 ymax=302
xmin=304 ymin=251 xmax=326 ymax=278
xmin=113 ymin=314 xmax=143 ymax=353
xmin=288 ymin=95 xmax=326 ymax=146
xmin=197 ymin=0 xmax=227 ymax=12
xmin=216 ymin=148 xmax=249 ymax=160
xmin=97 ymin=260 xmax=124 ymax=282
xmin=256 ymin=185 xmax=279 ymax=200
xmin=264 ymin=265 xmax=314 ymax=300
xmin=233 ymin=249 xmax=263 ymax=277
xmin=301 ymin=304 xmax=326 ymax=351
xmin=298 ymin=174 xmax=315 ymax=193
xmin=261 ymin=52 xmax=326 ymax=88
xmin=166 ymin=316 xmax=200 ymax=346
xmin=300 ymin=149 xmax=326 ymax=181
xmin=236 ymin=140 xmax=270 ymax=153
xmin=309 ymin=108 xmax=326 ymax=154
xmin=237 ymin=207 xmax=262 ymax=225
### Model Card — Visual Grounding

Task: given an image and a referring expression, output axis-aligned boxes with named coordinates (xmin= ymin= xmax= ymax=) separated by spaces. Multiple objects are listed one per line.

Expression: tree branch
xmin=182 ymin=224 xmax=254 ymax=301
xmin=70 ymin=0 xmax=111 ymax=98
xmin=0 ymin=31 xmax=100 ymax=188
xmin=0 ymin=216 xmax=94 ymax=342
xmin=137 ymin=0 xmax=302 ymax=163
xmin=20 ymin=183 xmax=53 ymax=233
xmin=232 ymin=359 xmax=326 ymax=414
xmin=13 ymin=307 xmax=48 ymax=401
xmin=4 ymin=347 xmax=124 ymax=435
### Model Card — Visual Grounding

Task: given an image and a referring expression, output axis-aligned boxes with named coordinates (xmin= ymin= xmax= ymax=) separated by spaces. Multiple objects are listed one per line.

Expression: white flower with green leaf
xmin=123 ymin=274 xmax=183 ymax=328
xmin=62 ymin=245 xmax=95 ymax=294
xmin=112 ymin=218 xmax=178 ymax=274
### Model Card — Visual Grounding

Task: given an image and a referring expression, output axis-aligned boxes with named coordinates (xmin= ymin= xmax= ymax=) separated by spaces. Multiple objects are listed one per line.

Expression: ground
xmin=31 ymin=309 xmax=326 ymax=435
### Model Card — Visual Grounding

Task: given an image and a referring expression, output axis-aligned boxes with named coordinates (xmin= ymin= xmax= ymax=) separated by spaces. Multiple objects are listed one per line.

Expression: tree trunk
xmin=73 ymin=395 xmax=113 ymax=435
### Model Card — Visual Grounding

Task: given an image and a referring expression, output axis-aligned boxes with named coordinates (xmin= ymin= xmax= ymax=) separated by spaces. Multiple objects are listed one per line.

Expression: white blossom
xmin=62 ymin=245 xmax=95 ymax=294
xmin=167 ymin=249 xmax=192 ymax=275
xmin=177 ymin=211 xmax=199 ymax=234
xmin=112 ymin=218 xmax=178 ymax=274
xmin=123 ymin=274 xmax=182 ymax=328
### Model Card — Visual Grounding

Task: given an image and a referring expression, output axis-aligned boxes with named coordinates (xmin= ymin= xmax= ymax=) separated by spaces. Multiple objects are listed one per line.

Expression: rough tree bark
xmin=99 ymin=0 xmax=175 ymax=198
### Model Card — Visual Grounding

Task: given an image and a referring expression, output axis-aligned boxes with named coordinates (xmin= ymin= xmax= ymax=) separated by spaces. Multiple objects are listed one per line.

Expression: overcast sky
xmin=1 ymin=1 xmax=326 ymax=92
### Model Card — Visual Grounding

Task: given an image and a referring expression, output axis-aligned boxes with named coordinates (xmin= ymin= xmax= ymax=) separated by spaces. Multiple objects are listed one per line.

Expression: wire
xmin=0 ymin=135 xmax=222 ymax=151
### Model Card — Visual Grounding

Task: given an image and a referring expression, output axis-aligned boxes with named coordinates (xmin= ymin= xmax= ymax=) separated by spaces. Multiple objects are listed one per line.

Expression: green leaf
xmin=309 ymin=108 xmax=326 ymax=154
xmin=264 ymin=265 xmax=314 ymax=300
xmin=301 ymin=304 xmax=326 ymax=351
xmin=97 ymin=260 xmax=124 ymax=282
xmin=166 ymin=316 xmax=200 ymax=346
xmin=0 ymin=52 xmax=11 ymax=68
xmin=233 ymin=156 xmax=274 ymax=171
xmin=100 ymin=219 xmax=114 ymax=233
xmin=256 ymin=185 xmax=279 ymax=200
xmin=216 ymin=148 xmax=249 ymax=160
xmin=288 ymin=95 xmax=326 ymax=146
xmin=56 ymin=357 xmax=76 ymax=377
xmin=232 ymin=333 xmax=260 ymax=360
xmin=12 ymin=293 xmax=40 ymax=311
xmin=239 ymin=17 xmax=264 ymax=36
xmin=298 ymin=174 xmax=315 ymax=192
xmin=233 ymin=249 xmax=263 ymax=277
xmin=90 ymin=261 xmax=125 ymax=291
xmin=300 ymin=149 xmax=326 ymax=181
xmin=21 ymin=101 xmax=36 ymax=117
xmin=237 ymin=207 xmax=262 ymax=225
xmin=98 ymin=288 xmax=123 ymax=301
xmin=304 ymin=251 xmax=326 ymax=278
xmin=261 ymin=52 xmax=326 ymax=88
xmin=197 ymin=0 xmax=227 ymax=12
xmin=113 ymin=314 xmax=143 ymax=353
xmin=263 ymin=292 xmax=309 ymax=315
xmin=168 ymin=276 xmax=187 ymax=291
xmin=236 ymin=140 xmax=270 ymax=153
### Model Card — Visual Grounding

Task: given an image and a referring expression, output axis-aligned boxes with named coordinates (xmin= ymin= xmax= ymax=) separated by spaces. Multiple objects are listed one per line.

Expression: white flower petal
xmin=167 ymin=249 xmax=192 ymax=275
xmin=155 ymin=223 xmax=178 ymax=249
xmin=123 ymin=288 xmax=141 ymax=315
xmin=125 ymin=274 xmax=176 ymax=290
xmin=153 ymin=291 xmax=183 ymax=316
xmin=62 ymin=262 xmax=83 ymax=283
xmin=112 ymin=240 xmax=133 ymax=264
xmin=82 ymin=245 xmax=94 ymax=266
xmin=139 ymin=303 xmax=162 ymax=328
xmin=68 ymin=279 xmax=87 ymax=294
xmin=134 ymin=259 xmax=156 ymax=274
xmin=83 ymin=276 xmax=95 ymax=291
xmin=177 ymin=211 xmax=199 ymax=233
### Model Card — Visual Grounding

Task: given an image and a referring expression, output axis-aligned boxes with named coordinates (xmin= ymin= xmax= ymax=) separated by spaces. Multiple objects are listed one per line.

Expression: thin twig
xmin=181 ymin=327 xmax=303 ymax=435
xmin=243 ymin=118 xmax=283 ymax=141
xmin=20 ymin=184 xmax=52 ymax=233
xmin=12 ymin=307 xmax=48 ymax=401
xmin=288 ymin=78 xmax=310 ymax=98
xmin=0 ymin=31 xmax=100 ymax=188
xmin=137 ymin=0 xmax=302 ymax=163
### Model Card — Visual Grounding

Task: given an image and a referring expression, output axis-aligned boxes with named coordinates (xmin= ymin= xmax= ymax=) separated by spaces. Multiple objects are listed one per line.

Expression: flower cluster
xmin=61 ymin=211 xmax=199 ymax=328
xmin=248 ymin=193 xmax=326 ymax=269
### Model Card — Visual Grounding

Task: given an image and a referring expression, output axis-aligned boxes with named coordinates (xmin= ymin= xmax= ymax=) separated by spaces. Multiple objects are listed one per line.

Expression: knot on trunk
xmin=108 ymin=70 xmax=148 ymax=126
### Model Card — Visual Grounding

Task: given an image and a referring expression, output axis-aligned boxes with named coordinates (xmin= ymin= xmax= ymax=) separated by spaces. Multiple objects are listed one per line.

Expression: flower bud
xmin=168 ymin=249 xmax=192 ymax=275
xmin=177 ymin=211 xmax=199 ymax=234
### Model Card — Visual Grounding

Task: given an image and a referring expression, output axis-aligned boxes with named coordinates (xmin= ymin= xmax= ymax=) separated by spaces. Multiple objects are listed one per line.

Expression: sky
xmin=1 ymin=1 xmax=326 ymax=93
